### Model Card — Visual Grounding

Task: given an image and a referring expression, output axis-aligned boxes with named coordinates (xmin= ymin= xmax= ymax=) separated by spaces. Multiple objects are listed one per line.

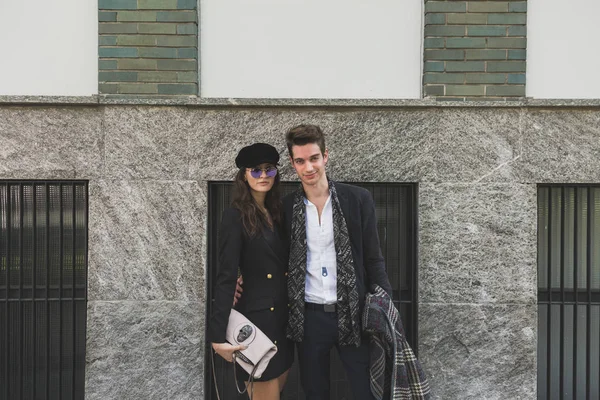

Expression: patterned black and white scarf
xmin=286 ymin=180 xmax=361 ymax=346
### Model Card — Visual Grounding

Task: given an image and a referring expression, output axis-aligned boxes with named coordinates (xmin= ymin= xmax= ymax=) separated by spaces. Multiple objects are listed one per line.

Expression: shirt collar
xmin=303 ymin=193 xmax=332 ymax=207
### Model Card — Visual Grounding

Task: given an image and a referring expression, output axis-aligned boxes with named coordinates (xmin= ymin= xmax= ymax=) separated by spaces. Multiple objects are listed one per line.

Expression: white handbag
xmin=211 ymin=309 xmax=278 ymax=399
xmin=226 ymin=309 xmax=278 ymax=378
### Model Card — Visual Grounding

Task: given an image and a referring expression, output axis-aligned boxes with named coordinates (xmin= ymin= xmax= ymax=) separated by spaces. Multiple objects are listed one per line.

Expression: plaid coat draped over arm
xmin=362 ymin=285 xmax=431 ymax=400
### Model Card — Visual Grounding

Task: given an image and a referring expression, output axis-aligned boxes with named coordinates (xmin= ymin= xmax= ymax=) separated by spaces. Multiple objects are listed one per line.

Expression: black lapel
xmin=336 ymin=183 xmax=352 ymax=223
xmin=260 ymin=227 xmax=286 ymax=265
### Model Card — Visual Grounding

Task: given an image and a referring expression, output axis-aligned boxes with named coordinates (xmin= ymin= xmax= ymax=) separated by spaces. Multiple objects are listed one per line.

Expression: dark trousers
xmin=297 ymin=307 xmax=376 ymax=400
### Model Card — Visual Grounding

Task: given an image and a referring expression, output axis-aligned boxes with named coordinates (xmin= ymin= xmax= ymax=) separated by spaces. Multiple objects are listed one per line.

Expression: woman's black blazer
xmin=207 ymin=208 xmax=289 ymax=343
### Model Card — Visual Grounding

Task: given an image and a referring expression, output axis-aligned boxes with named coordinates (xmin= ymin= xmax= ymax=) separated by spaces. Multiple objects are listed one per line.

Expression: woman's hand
xmin=212 ymin=342 xmax=247 ymax=362
xmin=233 ymin=276 xmax=243 ymax=306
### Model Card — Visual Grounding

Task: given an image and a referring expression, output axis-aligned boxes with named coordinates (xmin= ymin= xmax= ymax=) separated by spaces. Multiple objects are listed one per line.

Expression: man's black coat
xmin=282 ymin=181 xmax=393 ymax=313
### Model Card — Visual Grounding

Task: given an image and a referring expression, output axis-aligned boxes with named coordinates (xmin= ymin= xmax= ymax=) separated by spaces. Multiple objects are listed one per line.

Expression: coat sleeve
xmin=360 ymin=190 xmax=393 ymax=297
xmin=207 ymin=208 xmax=244 ymax=343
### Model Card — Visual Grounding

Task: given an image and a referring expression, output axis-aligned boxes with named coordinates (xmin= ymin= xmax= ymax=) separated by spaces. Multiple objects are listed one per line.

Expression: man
xmin=283 ymin=124 xmax=393 ymax=400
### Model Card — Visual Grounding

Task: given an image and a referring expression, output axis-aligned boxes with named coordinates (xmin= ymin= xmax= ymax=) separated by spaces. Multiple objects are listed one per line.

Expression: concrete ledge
xmin=3 ymin=95 xmax=600 ymax=108
xmin=0 ymin=95 xmax=100 ymax=105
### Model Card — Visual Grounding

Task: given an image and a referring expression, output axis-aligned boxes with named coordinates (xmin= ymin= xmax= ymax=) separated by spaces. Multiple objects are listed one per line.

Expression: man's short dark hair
xmin=286 ymin=124 xmax=326 ymax=158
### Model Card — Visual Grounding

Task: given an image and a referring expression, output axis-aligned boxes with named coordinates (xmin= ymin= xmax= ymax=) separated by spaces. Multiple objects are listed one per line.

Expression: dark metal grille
xmin=538 ymin=185 xmax=600 ymax=400
xmin=206 ymin=182 xmax=418 ymax=400
xmin=0 ymin=181 xmax=88 ymax=400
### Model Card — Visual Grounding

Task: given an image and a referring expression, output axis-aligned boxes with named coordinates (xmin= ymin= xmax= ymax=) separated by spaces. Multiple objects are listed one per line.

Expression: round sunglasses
xmin=248 ymin=166 xmax=277 ymax=179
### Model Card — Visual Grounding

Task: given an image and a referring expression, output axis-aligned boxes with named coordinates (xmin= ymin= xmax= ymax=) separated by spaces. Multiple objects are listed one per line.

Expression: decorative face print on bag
xmin=237 ymin=325 xmax=253 ymax=343
xmin=233 ymin=323 xmax=257 ymax=365
xmin=233 ymin=322 xmax=256 ymax=345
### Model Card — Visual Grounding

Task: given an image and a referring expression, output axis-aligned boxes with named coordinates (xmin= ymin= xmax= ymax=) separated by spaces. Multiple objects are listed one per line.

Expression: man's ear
xmin=289 ymin=155 xmax=294 ymax=166
xmin=323 ymin=149 xmax=329 ymax=164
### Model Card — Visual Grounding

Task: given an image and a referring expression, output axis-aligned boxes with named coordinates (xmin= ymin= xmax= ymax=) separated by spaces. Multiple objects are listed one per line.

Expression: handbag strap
xmin=233 ymin=353 xmax=258 ymax=398
xmin=211 ymin=349 xmax=274 ymax=400
xmin=210 ymin=350 xmax=264 ymax=400
xmin=210 ymin=350 xmax=222 ymax=400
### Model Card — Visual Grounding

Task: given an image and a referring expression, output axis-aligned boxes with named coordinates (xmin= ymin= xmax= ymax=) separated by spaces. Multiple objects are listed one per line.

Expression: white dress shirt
xmin=304 ymin=195 xmax=338 ymax=304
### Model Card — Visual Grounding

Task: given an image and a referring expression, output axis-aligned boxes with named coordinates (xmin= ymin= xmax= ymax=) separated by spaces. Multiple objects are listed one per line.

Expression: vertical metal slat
xmin=19 ymin=184 xmax=24 ymax=399
xmin=412 ymin=185 xmax=419 ymax=354
xmin=559 ymin=187 xmax=565 ymax=400
xmin=5 ymin=183 xmax=11 ymax=400
xmin=588 ymin=185 xmax=598 ymax=400
xmin=546 ymin=187 xmax=552 ymax=400
xmin=573 ymin=188 xmax=578 ymax=400
xmin=59 ymin=183 xmax=63 ymax=400
xmin=589 ymin=187 xmax=594 ymax=400
xmin=72 ymin=184 xmax=76 ymax=398
xmin=32 ymin=183 xmax=37 ymax=400
xmin=81 ymin=182 xmax=89 ymax=399
xmin=46 ymin=182 xmax=50 ymax=400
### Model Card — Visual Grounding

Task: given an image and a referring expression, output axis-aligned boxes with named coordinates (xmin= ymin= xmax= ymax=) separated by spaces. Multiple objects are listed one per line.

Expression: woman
xmin=208 ymin=143 xmax=293 ymax=400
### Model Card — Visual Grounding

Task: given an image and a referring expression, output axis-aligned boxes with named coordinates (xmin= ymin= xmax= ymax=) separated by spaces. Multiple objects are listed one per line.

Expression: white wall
xmin=0 ymin=0 xmax=98 ymax=96
xmin=200 ymin=0 xmax=422 ymax=99
xmin=527 ymin=0 xmax=600 ymax=98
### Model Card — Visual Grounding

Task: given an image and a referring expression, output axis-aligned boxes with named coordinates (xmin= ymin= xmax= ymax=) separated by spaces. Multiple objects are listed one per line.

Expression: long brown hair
xmin=231 ymin=168 xmax=282 ymax=237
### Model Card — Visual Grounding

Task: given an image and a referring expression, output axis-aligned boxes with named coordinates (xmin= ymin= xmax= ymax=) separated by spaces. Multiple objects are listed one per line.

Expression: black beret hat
xmin=235 ymin=143 xmax=280 ymax=169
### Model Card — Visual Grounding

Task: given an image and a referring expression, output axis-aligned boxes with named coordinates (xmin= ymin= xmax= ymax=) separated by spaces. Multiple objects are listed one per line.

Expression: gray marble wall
xmin=1 ymin=104 xmax=599 ymax=399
